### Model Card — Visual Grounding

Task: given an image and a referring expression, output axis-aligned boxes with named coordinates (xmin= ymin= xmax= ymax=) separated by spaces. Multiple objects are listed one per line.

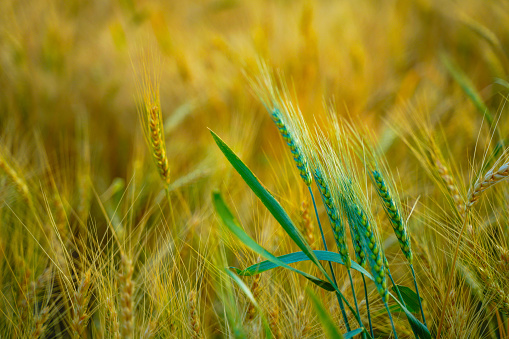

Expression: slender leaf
xmin=210 ymin=130 xmax=330 ymax=279
xmin=232 ymin=250 xmax=372 ymax=279
xmin=211 ymin=131 xmax=364 ymax=330
xmin=391 ymin=285 xmax=421 ymax=314
xmin=494 ymin=78 xmax=509 ymax=89
xmin=226 ymin=270 xmax=272 ymax=339
xmin=306 ymin=287 xmax=344 ymax=339
xmin=229 ymin=247 xmax=430 ymax=337
xmin=344 ymin=328 xmax=365 ymax=339
xmin=441 ymin=54 xmax=494 ymax=127
xmin=213 ymin=191 xmax=334 ymax=291
xmin=389 ymin=293 xmax=432 ymax=339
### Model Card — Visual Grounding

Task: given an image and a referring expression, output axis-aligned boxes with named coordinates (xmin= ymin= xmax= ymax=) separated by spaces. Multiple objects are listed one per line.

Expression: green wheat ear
xmin=347 ymin=200 xmax=388 ymax=302
xmin=313 ymin=167 xmax=350 ymax=268
xmin=341 ymin=201 xmax=366 ymax=268
xmin=371 ymin=170 xmax=412 ymax=263
xmin=270 ymin=108 xmax=312 ymax=186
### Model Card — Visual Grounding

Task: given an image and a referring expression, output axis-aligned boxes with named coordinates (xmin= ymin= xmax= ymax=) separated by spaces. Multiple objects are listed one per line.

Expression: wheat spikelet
xmin=147 ymin=104 xmax=171 ymax=184
xmin=119 ymin=255 xmax=134 ymax=339
xmin=0 ymin=151 xmax=32 ymax=205
xmin=17 ymin=268 xmax=32 ymax=328
xmin=188 ymin=289 xmax=202 ymax=338
xmin=270 ymin=108 xmax=312 ymax=185
xmin=299 ymin=200 xmax=315 ymax=250
xmin=371 ymin=170 xmax=413 ymax=263
xmin=31 ymin=306 xmax=50 ymax=338
xmin=467 ymin=161 xmax=509 ymax=207
xmin=70 ymin=271 xmax=91 ymax=338
xmin=268 ymin=303 xmax=282 ymax=339
xmin=313 ymin=166 xmax=351 ymax=268
xmin=434 ymin=158 xmax=466 ymax=217
xmin=249 ymin=63 xmax=313 ymax=186
xmin=347 ymin=200 xmax=388 ymax=302
xmin=297 ymin=294 xmax=311 ymax=337
xmin=323 ymin=120 xmax=388 ymax=301
xmin=106 ymin=297 xmax=121 ymax=339
xmin=497 ymin=245 xmax=509 ymax=274
xmin=478 ymin=266 xmax=509 ymax=315
xmin=135 ymin=52 xmax=171 ymax=186
xmin=246 ymin=274 xmax=261 ymax=321
xmin=141 ymin=320 xmax=158 ymax=339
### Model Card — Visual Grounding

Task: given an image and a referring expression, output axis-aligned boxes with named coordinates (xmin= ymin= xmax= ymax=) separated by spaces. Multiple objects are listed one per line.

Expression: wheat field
xmin=1 ymin=0 xmax=508 ymax=338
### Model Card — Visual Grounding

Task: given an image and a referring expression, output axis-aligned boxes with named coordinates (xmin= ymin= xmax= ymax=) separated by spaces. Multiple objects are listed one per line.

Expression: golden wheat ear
xmin=134 ymin=51 xmax=171 ymax=187
xmin=118 ymin=254 xmax=135 ymax=339
xmin=467 ymin=161 xmax=509 ymax=207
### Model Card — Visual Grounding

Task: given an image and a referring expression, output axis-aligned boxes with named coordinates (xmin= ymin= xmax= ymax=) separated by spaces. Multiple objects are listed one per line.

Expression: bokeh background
xmin=1 ymin=0 xmax=508 ymax=338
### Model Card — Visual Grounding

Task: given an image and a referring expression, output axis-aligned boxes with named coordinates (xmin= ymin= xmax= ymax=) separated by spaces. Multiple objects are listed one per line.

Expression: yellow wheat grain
xmin=119 ymin=255 xmax=134 ymax=339
xmin=188 ymin=289 xmax=202 ymax=339
xmin=299 ymin=201 xmax=315 ymax=249
xmin=468 ymin=161 xmax=509 ymax=207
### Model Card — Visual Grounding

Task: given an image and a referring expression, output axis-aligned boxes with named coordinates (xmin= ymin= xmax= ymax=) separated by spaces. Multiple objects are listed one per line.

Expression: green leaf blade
xmin=389 ymin=293 xmax=431 ymax=339
xmin=306 ymin=287 xmax=344 ymax=339
xmin=213 ymin=191 xmax=334 ymax=291
xmin=210 ymin=130 xmax=329 ymax=279
xmin=391 ymin=285 xmax=421 ymax=314
xmin=233 ymin=250 xmax=373 ymax=280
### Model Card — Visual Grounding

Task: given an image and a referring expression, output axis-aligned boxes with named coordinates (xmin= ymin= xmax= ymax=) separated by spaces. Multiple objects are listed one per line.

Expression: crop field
xmin=0 ymin=0 xmax=508 ymax=338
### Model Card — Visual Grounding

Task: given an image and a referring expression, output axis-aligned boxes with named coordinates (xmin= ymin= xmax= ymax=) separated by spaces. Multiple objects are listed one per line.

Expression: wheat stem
xmin=385 ymin=303 xmax=399 ymax=339
xmin=362 ymin=274 xmax=374 ymax=338
xmin=410 ymin=264 xmax=427 ymax=327
xmin=347 ymin=269 xmax=366 ymax=339
xmin=308 ymin=186 xmax=351 ymax=331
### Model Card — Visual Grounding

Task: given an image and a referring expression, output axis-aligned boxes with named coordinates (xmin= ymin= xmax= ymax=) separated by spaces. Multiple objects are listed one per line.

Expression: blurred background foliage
xmin=1 ymin=0 xmax=508 ymax=337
